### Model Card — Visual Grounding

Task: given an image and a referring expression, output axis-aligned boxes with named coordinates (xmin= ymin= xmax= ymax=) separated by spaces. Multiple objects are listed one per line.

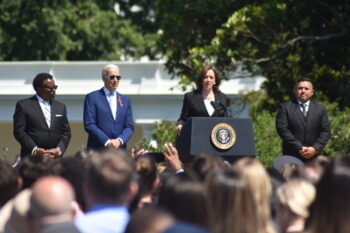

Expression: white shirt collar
xmin=103 ymin=87 xmax=116 ymax=96
xmin=297 ymin=100 xmax=310 ymax=106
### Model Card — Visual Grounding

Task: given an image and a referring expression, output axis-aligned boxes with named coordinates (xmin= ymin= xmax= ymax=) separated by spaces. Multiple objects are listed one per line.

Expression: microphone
xmin=210 ymin=101 xmax=227 ymax=116
xmin=217 ymin=101 xmax=227 ymax=113
xmin=210 ymin=101 xmax=220 ymax=111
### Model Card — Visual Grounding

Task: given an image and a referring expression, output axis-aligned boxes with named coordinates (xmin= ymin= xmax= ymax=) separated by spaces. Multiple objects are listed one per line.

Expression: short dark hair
xmin=32 ymin=73 xmax=53 ymax=90
xmin=195 ymin=65 xmax=221 ymax=92
xmin=296 ymin=77 xmax=312 ymax=84
xmin=0 ymin=161 xmax=19 ymax=206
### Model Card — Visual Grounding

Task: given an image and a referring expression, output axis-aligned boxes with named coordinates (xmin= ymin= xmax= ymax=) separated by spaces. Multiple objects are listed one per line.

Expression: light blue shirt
xmin=74 ymin=205 xmax=130 ymax=233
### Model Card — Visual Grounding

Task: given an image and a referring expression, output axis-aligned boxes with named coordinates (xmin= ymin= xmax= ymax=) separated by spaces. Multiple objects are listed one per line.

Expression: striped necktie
xmin=43 ymin=100 xmax=51 ymax=128
xmin=300 ymin=103 xmax=307 ymax=117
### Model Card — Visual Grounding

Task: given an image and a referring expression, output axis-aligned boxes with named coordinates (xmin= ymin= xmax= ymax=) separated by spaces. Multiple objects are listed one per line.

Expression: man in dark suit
xmin=83 ymin=64 xmax=134 ymax=150
xmin=13 ymin=73 xmax=71 ymax=158
xmin=276 ymin=78 xmax=331 ymax=161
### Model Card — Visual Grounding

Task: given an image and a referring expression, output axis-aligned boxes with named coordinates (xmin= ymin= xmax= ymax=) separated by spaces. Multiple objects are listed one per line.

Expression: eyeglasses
xmin=109 ymin=75 xmax=121 ymax=80
xmin=40 ymin=85 xmax=58 ymax=90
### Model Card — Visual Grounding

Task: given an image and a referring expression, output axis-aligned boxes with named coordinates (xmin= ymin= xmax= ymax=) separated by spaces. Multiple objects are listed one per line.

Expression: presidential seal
xmin=211 ymin=123 xmax=236 ymax=150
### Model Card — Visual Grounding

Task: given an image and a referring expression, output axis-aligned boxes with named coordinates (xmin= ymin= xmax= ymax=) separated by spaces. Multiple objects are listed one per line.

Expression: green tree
xmin=134 ymin=120 xmax=177 ymax=152
xmin=188 ymin=1 xmax=350 ymax=108
xmin=155 ymin=0 xmax=257 ymax=86
xmin=0 ymin=0 xmax=152 ymax=60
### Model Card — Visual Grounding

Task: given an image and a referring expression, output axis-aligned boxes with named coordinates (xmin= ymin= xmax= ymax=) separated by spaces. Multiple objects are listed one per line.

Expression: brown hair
xmin=135 ymin=155 xmax=157 ymax=195
xmin=205 ymin=167 xmax=258 ymax=233
xmin=307 ymin=156 xmax=350 ymax=233
xmin=195 ymin=65 xmax=221 ymax=92
xmin=86 ymin=149 xmax=135 ymax=203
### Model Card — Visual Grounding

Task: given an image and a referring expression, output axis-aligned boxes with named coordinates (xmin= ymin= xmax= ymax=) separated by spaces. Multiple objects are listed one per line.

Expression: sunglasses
xmin=41 ymin=85 xmax=58 ymax=90
xmin=109 ymin=75 xmax=121 ymax=80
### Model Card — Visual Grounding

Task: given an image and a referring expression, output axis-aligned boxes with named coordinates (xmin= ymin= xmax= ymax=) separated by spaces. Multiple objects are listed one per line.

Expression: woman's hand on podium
xmin=176 ymin=124 xmax=183 ymax=136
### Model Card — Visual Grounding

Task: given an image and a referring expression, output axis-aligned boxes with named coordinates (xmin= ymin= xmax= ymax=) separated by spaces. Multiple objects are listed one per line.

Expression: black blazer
xmin=177 ymin=90 xmax=228 ymax=126
xmin=13 ymin=96 xmax=71 ymax=157
xmin=276 ymin=99 xmax=330 ymax=160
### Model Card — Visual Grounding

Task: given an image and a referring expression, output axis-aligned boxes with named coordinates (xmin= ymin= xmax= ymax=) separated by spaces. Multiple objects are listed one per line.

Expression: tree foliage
xmin=134 ymin=120 xmax=177 ymax=152
xmin=158 ymin=0 xmax=350 ymax=108
xmin=155 ymin=0 xmax=256 ymax=84
xmin=0 ymin=0 xmax=158 ymax=60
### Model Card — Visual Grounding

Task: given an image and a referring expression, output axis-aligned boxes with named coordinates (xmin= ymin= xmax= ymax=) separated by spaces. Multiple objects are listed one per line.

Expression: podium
xmin=176 ymin=117 xmax=256 ymax=162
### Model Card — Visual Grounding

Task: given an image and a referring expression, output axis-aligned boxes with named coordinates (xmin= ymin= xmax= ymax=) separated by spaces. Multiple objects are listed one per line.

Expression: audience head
xmin=27 ymin=176 xmax=76 ymax=232
xmin=0 ymin=160 xmax=20 ymax=207
xmin=18 ymin=156 xmax=62 ymax=189
xmin=196 ymin=65 xmax=221 ymax=92
xmin=59 ymin=156 xmax=87 ymax=211
xmin=164 ymin=222 xmax=211 ymax=233
xmin=232 ymin=157 xmax=275 ymax=233
xmin=279 ymin=163 xmax=300 ymax=180
xmin=276 ymin=179 xmax=315 ymax=233
xmin=74 ymin=148 xmax=97 ymax=161
xmin=134 ymin=155 xmax=159 ymax=209
xmin=84 ymin=149 xmax=136 ymax=207
xmin=124 ymin=207 xmax=175 ymax=233
xmin=300 ymin=155 xmax=329 ymax=184
xmin=205 ymin=167 xmax=258 ymax=233
xmin=266 ymin=167 xmax=286 ymax=219
xmin=135 ymin=155 xmax=158 ymax=196
xmin=191 ymin=153 xmax=226 ymax=182
xmin=4 ymin=189 xmax=32 ymax=233
xmin=307 ymin=156 xmax=350 ymax=233
xmin=157 ymin=171 xmax=209 ymax=228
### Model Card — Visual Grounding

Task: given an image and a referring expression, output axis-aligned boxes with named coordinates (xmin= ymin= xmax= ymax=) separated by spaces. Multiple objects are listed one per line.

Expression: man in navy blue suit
xmin=84 ymin=64 xmax=134 ymax=150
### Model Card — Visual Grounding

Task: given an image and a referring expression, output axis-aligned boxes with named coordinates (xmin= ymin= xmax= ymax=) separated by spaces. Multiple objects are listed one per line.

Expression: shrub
xmin=134 ymin=120 xmax=177 ymax=152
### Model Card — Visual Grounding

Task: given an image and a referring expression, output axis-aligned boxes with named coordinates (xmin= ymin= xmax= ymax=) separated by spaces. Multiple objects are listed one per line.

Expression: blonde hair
xmin=232 ymin=158 xmax=275 ymax=233
xmin=277 ymin=179 xmax=315 ymax=218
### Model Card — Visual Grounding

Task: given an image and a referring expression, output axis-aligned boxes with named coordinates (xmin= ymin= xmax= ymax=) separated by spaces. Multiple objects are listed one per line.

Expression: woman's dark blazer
xmin=177 ymin=89 xmax=228 ymax=126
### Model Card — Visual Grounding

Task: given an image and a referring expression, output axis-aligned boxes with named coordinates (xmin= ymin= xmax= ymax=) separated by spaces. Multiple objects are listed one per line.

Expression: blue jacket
xmin=83 ymin=88 xmax=134 ymax=150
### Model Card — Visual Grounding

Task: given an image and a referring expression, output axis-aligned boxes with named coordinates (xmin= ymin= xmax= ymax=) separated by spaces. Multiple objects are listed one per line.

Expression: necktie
xmin=300 ymin=103 xmax=307 ymax=117
xmin=109 ymin=92 xmax=117 ymax=120
xmin=43 ymin=101 xmax=51 ymax=128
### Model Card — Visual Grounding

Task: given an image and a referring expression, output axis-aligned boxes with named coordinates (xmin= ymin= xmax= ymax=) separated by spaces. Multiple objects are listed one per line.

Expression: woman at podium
xmin=176 ymin=65 xmax=228 ymax=135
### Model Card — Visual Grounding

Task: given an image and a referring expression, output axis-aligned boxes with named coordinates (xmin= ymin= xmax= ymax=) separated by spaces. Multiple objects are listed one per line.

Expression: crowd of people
xmin=0 ymin=64 xmax=340 ymax=233
xmin=0 ymin=145 xmax=349 ymax=233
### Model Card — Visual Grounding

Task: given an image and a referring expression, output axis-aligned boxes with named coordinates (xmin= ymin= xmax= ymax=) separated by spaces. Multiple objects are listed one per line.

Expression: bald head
xmin=30 ymin=176 xmax=75 ymax=219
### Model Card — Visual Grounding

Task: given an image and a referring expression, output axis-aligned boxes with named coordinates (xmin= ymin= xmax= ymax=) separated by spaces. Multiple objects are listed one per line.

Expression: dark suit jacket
xmin=83 ymin=88 xmax=134 ymax=150
xmin=276 ymin=99 xmax=330 ymax=160
xmin=177 ymin=90 xmax=228 ymax=126
xmin=13 ymin=96 xmax=71 ymax=158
